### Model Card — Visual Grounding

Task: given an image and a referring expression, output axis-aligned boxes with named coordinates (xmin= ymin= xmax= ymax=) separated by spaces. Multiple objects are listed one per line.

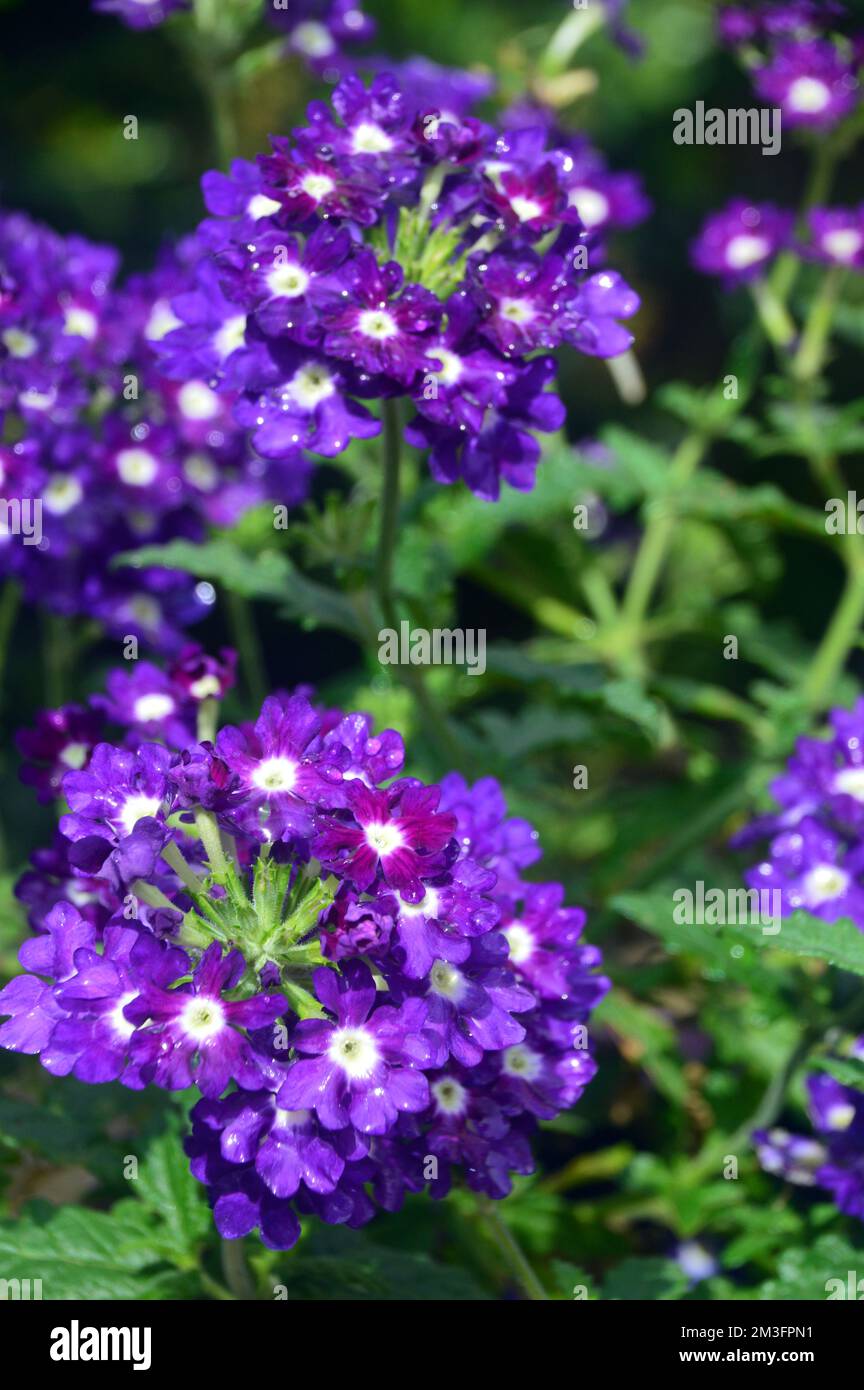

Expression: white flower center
xmin=2 ymin=327 xmax=38 ymax=358
xmin=266 ymin=262 xmax=311 ymax=299
xmin=826 ymin=1102 xmax=856 ymax=1131
xmin=59 ymin=742 xmax=89 ymax=770
xmin=63 ymin=305 xmax=98 ymax=340
xmin=183 ymin=453 xmax=219 ymax=491
xmin=427 ymin=346 xmax=463 ymax=386
xmin=133 ymin=693 xmax=175 ymax=723
xmin=358 ymin=308 xmax=398 ymax=340
xmin=213 ymin=314 xmax=247 ymax=359
xmin=144 ymin=299 xmax=182 ymax=341
xmin=190 ymin=674 xmax=221 ymax=700
xmin=301 ymin=172 xmax=336 ymax=202
xmin=44 ymin=474 xmax=84 ymax=515
xmin=503 ymin=921 xmax=534 ymax=965
xmin=833 ymin=766 xmax=864 ymax=802
xmin=119 ymin=793 xmax=162 ymax=835
xmin=352 ymin=121 xmax=394 ymax=155
xmin=787 ymin=76 xmax=831 ymax=114
xmin=178 ymin=381 xmax=221 ymax=420
xmin=399 ymin=886 xmax=441 ymax=920
xmin=509 ymin=195 xmax=543 ymax=223
xmin=432 ymin=1077 xmax=468 ymax=1115
xmin=822 ymin=228 xmax=863 ymax=263
xmin=502 ymin=1043 xmax=543 ymax=1081
xmin=252 ymin=756 xmax=298 ymax=793
xmin=274 ymin=1107 xmax=311 ymax=1128
xmin=180 ymin=996 xmax=226 ymax=1041
xmin=116 ymin=448 xmax=159 ymax=487
xmin=802 ymin=863 xmax=849 ymax=904
xmin=568 ymin=186 xmax=610 ymax=228
xmin=247 ymin=193 xmax=282 ymax=220
xmin=289 ymin=363 xmax=336 ymax=410
xmin=428 ymin=960 xmax=466 ymax=1002
xmin=127 ymin=596 xmax=161 ymax=629
xmin=110 ymin=991 xmax=138 ymax=1041
xmin=364 ymin=821 xmax=405 ymax=856
xmin=500 ymin=297 xmax=536 ymax=324
xmin=19 ymin=387 xmax=56 ymax=411
xmin=290 ymin=20 xmax=335 ymax=58
xmin=725 ymin=233 xmax=771 ymax=270
xmin=328 ymin=1026 xmax=380 ymax=1079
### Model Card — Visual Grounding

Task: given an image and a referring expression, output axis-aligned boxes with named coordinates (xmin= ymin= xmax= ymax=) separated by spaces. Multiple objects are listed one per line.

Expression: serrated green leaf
xmin=0 ymin=1206 xmax=188 ymax=1300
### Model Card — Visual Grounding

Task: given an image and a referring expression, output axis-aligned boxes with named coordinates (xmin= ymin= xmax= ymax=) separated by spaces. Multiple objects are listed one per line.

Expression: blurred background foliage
xmin=2 ymin=0 xmax=864 ymax=1300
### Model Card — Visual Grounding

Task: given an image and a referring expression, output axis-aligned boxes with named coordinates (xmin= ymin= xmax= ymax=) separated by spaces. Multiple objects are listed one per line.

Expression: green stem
xmin=620 ymin=432 xmax=709 ymax=656
xmin=220 ymin=1238 xmax=257 ymax=1301
xmin=0 ymin=582 xmax=20 ymax=712
xmin=226 ymin=591 xmax=267 ymax=710
xmin=749 ymin=280 xmax=797 ymax=354
xmin=539 ymin=6 xmax=605 ymax=76
xmin=475 ymin=1197 xmax=548 ymax=1302
xmin=161 ymin=839 xmax=205 ymax=895
xmin=194 ymin=807 xmax=231 ymax=881
xmin=801 ymin=563 xmax=864 ymax=710
xmin=376 ymin=398 xmax=403 ymax=628
xmin=792 ymin=267 xmax=845 ymax=382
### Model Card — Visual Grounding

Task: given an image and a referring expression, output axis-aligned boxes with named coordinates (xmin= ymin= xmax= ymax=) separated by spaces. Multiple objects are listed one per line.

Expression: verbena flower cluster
xmin=0 ymin=652 xmax=608 ymax=1249
xmin=0 ymin=211 xmax=304 ymax=651
xmin=153 ymin=71 xmax=644 ymax=500
xmin=735 ymin=700 xmax=864 ymax=926
xmin=755 ymin=1066 xmax=864 ymax=1220
xmin=717 ymin=2 xmax=863 ymax=130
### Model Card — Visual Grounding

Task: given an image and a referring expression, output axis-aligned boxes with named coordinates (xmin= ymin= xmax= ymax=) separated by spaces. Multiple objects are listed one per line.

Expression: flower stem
xmin=0 ymin=581 xmax=20 ymax=714
xmin=801 ymin=563 xmax=864 ymax=711
xmin=226 ymin=590 xmax=267 ymax=711
xmin=376 ymin=398 xmax=403 ymax=629
xmin=619 ymin=431 xmax=709 ymax=662
xmin=220 ymin=1237 xmax=258 ymax=1300
xmin=749 ymin=280 xmax=797 ymax=353
xmin=194 ymin=807 xmax=231 ymax=881
xmin=540 ymin=7 xmax=605 ymax=77
xmin=792 ymin=267 xmax=844 ymax=382
xmin=475 ymin=1197 xmax=548 ymax=1301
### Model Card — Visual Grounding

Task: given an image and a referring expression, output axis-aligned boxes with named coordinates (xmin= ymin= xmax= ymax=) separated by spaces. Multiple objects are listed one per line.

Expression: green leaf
xmin=0 ymin=1205 xmax=189 ymax=1300
xmin=757 ymin=1235 xmax=864 ymax=1300
xmin=603 ymin=1256 xmax=688 ymax=1301
xmin=737 ymin=910 xmax=864 ymax=977
xmin=133 ymin=1130 xmax=210 ymax=1268
xmin=811 ymin=1055 xmax=864 ymax=1089
xmin=272 ymin=1227 xmax=490 ymax=1301
xmin=119 ymin=538 xmax=364 ymax=637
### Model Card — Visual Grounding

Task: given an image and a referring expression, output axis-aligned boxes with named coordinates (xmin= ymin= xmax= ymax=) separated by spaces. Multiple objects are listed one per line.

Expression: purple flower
xmin=756 ymin=1073 xmax=864 ymax=1220
xmin=93 ymin=0 xmax=189 ymax=27
xmin=314 ymin=780 xmax=457 ymax=897
xmin=60 ymin=742 xmax=172 ymax=850
xmin=804 ymin=205 xmax=864 ymax=269
xmin=321 ymin=251 xmax=441 ymax=386
xmin=419 ymin=933 xmax=534 ymax=1069
xmin=16 ymin=705 xmax=104 ymax=804
xmin=126 ymin=942 xmax=287 ymax=1097
xmin=754 ymin=39 xmax=860 ymax=128
xmin=276 ymin=961 xmax=431 ymax=1133
xmin=214 ymin=693 xmax=346 ymax=838
xmin=691 ymin=200 xmax=794 ymax=282
xmin=268 ymin=0 xmax=376 ymax=76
